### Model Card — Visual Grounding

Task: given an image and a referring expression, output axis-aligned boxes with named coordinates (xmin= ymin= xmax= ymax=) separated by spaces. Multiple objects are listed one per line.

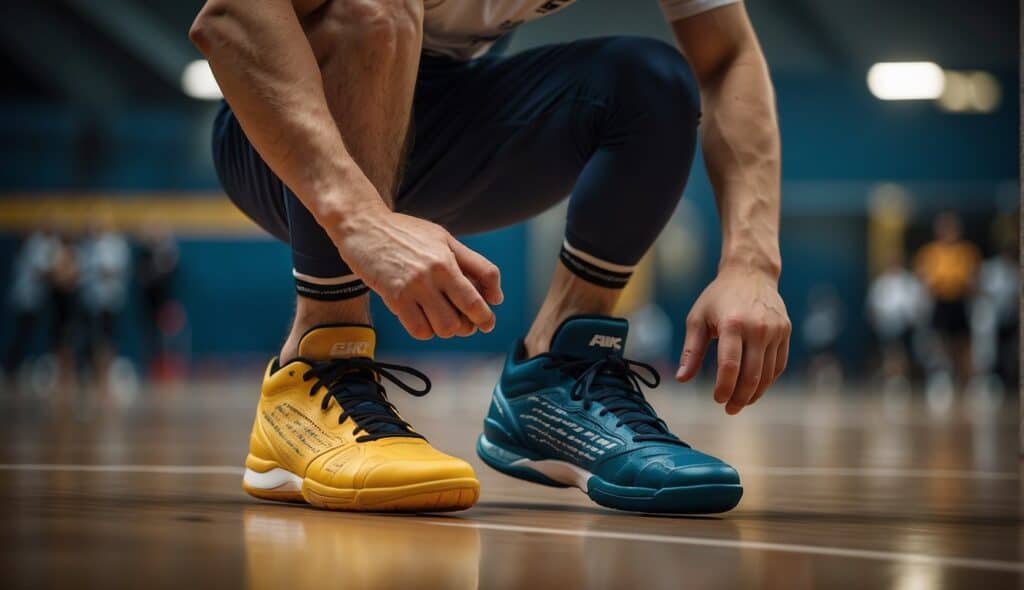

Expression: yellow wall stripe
xmin=0 ymin=193 xmax=266 ymax=237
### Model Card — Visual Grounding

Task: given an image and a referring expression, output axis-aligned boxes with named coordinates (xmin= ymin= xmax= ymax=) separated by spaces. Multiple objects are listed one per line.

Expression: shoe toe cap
xmin=661 ymin=461 xmax=740 ymax=488
xmin=605 ymin=447 xmax=741 ymax=489
xmin=359 ymin=450 xmax=478 ymax=489
xmin=363 ymin=459 xmax=477 ymax=488
xmin=312 ymin=442 xmax=478 ymax=490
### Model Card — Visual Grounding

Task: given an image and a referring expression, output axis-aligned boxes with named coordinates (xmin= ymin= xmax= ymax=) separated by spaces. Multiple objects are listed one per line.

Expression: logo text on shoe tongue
xmin=588 ymin=334 xmax=623 ymax=350
xmin=329 ymin=341 xmax=372 ymax=357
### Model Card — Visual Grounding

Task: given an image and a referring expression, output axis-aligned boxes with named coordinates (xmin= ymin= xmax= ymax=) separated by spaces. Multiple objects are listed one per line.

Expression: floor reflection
xmin=471 ymin=505 xmax=745 ymax=589
xmin=243 ymin=508 xmax=481 ymax=590
xmin=1 ymin=383 xmax=1018 ymax=590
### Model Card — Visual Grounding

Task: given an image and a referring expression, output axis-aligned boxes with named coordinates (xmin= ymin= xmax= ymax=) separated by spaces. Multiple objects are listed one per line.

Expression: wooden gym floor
xmin=0 ymin=362 xmax=1020 ymax=589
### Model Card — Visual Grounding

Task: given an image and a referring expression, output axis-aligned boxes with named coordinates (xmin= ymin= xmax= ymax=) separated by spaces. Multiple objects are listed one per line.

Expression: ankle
xmin=524 ymin=307 xmax=604 ymax=358
xmin=524 ymin=264 xmax=621 ymax=358
xmin=280 ymin=295 xmax=371 ymax=362
xmin=522 ymin=332 xmax=549 ymax=359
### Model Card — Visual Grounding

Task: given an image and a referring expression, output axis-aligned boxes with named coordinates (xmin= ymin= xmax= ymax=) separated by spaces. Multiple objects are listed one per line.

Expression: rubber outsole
xmin=476 ymin=434 xmax=742 ymax=514
xmin=242 ymin=463 xmax=480 ymax=513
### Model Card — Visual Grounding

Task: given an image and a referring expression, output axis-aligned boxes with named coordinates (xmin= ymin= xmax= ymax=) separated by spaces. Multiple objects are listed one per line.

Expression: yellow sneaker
xmin=241 ymin=324 xmax=480 ymax=512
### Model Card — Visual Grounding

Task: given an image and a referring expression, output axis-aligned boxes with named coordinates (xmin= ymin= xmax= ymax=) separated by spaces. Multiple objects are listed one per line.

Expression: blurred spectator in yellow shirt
xmin=914 ymin=212 xmax=980 ymax=388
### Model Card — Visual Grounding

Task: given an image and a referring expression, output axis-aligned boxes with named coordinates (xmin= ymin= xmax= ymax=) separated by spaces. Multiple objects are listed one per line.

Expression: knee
xmin=313 ymin=0 xmax=422 ymax=55
xmin=192 ymin=0 xmax=423 ymax=60
xmin=595 ymin=37 xmax=701 ymax=124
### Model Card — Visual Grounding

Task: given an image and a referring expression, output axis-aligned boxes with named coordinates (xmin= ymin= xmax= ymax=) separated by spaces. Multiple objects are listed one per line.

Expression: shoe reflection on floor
xmin=243 ymin=507 xmax=481 ymax=590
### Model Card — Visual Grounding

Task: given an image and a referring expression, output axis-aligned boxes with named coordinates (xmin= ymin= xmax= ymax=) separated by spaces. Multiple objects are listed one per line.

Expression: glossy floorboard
xmin=0 ymin=364 xmax=1020 ymax=589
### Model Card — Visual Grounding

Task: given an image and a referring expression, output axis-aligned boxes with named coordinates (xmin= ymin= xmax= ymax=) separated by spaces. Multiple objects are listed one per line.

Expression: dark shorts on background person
xmin=213 ymin=36 xmax=701 ymax=299
xmin=932 ymin=299 xmax=970 ymax=337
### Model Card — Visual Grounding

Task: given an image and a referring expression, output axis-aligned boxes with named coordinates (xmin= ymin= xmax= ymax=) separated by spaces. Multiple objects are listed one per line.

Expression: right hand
xmin=333 ymin=207 xmax=503 ymax=340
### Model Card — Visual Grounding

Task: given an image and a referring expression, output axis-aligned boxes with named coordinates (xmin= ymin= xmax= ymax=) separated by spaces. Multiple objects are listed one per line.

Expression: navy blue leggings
xmin=213 ymin=36 xmax=700 ymax=299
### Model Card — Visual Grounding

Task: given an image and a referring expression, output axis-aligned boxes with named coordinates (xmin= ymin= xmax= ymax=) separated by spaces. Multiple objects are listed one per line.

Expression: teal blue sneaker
xmin=477 ymin=315 xmax=742 ymax=514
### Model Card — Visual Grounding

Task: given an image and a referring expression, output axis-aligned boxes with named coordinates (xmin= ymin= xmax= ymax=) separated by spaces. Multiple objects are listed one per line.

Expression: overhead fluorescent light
xmin=938 ymin=70 xmax=1002 ymax=114
xmin=181 ymin=59 xmax=223 ymax=101
xmin=964 ymin=71 xmax=1000 ymax=112
xmin=867 ymin=62 xmax=945 ymax=100
xmin=937 ymin=71 xmax=972 ymax=112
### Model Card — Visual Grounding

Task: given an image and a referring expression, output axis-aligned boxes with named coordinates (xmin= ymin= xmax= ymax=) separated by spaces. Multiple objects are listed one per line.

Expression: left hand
xmin=675 ymin=264 xmax=791 ymax=414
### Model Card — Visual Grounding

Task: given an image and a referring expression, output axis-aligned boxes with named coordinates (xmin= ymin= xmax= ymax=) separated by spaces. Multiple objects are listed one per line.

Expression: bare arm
xmin=189 ymin=0 xmax=502 ymax=339
xmin=190 ymin=0 xmax=387 ymax=224
xmin=670 ymin=3 xmax=791 ymax=414
xmin=673 ymin=3 xmax=781 ymax=277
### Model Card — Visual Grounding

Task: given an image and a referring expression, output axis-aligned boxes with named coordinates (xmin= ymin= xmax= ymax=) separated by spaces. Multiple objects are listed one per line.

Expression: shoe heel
xmin=476 ymin=434 xmax=572 ymax=489
xmin=241 ymin=456 xmax=306 ymax=503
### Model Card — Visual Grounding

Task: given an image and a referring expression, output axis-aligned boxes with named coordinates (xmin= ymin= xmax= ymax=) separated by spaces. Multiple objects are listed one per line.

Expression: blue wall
xmin=0 ymin=69 xmax=1017 ymax=369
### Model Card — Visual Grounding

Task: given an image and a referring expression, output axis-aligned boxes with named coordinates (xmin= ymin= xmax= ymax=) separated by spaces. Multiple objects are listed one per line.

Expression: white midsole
xmin=510 ymin=458 xmax=593 ymax=492
xmin=243 ymin=467 xmax=303 ymax=492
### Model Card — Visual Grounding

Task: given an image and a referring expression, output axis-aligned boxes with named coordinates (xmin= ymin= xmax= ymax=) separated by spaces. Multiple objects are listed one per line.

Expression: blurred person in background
xmin=48 ymin=231 xmax=80 ymax=392
xmin=136 ymin=223 xmax=180 ymax=376
xmin=801 ymin=284 xmax=845 ymax=390
xmin=77 ymin=211 xmax=131 ymax=394
xmin=3 ymin=223 xmax=59 ymax=382
xmin=866 ymin=255 xmax=929 ymax=391
xmin=914 ymin=212 xmax=980 ymax=390
xmin=191 ymin=0 xmax=788 ymax=514
xmin=975 ymin=232 xmax=1018 ymax=392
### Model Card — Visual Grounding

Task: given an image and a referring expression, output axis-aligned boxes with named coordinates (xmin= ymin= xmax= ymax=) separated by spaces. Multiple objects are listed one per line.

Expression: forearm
xmin=701 ymin=48 xmax=781 ymax=278
xmin=671 ymin=6 xmax=782 ymax=279
xmin=189 ymin=0 xmax=407 ymax=226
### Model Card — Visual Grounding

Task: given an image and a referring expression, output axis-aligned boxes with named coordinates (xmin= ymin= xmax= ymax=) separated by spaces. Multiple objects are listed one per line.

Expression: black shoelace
xmin=302 ymin=357 xmax=431 ymax=442
xmin=540 ymin=353 xmax=688 ymax=445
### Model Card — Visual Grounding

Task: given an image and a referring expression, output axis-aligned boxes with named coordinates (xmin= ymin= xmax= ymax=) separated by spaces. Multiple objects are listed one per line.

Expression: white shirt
xmin=10 ymin=232 xmax=57 ymax=311
xmin=867 ymin=269 xmax=929 ymax=339
xmin=978 ymin=256 xmax=1018 ymax=326
xmin=79 ymin=232 xmax=131 ymax=312
xmin=423 ymin=0 xmax=739 ymax=60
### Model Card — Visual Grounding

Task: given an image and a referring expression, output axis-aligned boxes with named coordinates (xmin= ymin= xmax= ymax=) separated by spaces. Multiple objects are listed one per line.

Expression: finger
xmin=676 ymin=315 xmax=709 ymax=382
xmin=453 ymin=311 xmax=477 ymax=338
xmin=713 ymin=321 xmax=743 ymax=405
xmin=749 ymin=338 xmax=779 ymax=406
xmin=448 ymin=237 xmax=503 ymax=305
xmin=774 ymin=332 xmax=791 ymax=381
xmin=418 ymin=290 xmax=464 ymax=339
xmin=390 ymin=299 xmax=434 ymax=341
xmin=726 ymin=334 xmax=765 ymax=415
xmin=444 ymin=275 xmax=496 ymax=332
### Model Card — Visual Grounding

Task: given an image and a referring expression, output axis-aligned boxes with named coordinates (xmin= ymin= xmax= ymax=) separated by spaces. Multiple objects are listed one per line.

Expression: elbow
xmin=188 ymin=19 xmax=212 ymax=54
xmin=188 ymin=2 xmax=236 ymax=55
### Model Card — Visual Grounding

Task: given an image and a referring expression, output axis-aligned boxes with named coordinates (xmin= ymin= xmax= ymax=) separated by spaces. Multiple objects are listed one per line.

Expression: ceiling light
xmin=938 ymin=70 xmax=1002 ymax=114
xmin=867 ymin=62 xmax=945 ymax=100
xmin=966 ymin=71 xmax=1000 ymax=113
xmin=181 ymin=59 xmax=222 ymax=101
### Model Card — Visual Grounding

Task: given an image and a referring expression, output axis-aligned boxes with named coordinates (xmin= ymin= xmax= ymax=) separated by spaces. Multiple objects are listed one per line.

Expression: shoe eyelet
xmin=288 ymin=371 xmax=294 ymax=377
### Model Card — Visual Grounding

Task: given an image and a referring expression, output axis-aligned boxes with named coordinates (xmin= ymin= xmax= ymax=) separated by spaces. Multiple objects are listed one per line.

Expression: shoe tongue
xmin=300 ymin=325 xmax=411 ymax=437
xmin=549 ymin=316 xmax=628 ymax=360
xmin=298 ymin=325 xmax=376 ymax=360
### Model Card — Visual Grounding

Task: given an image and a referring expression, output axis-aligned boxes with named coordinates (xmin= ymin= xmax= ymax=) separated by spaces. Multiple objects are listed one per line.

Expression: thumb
xmin=449 ymin=237 xmax=503 ymax=305
xmin=676 ymin=315 xmax=709 ymax=382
